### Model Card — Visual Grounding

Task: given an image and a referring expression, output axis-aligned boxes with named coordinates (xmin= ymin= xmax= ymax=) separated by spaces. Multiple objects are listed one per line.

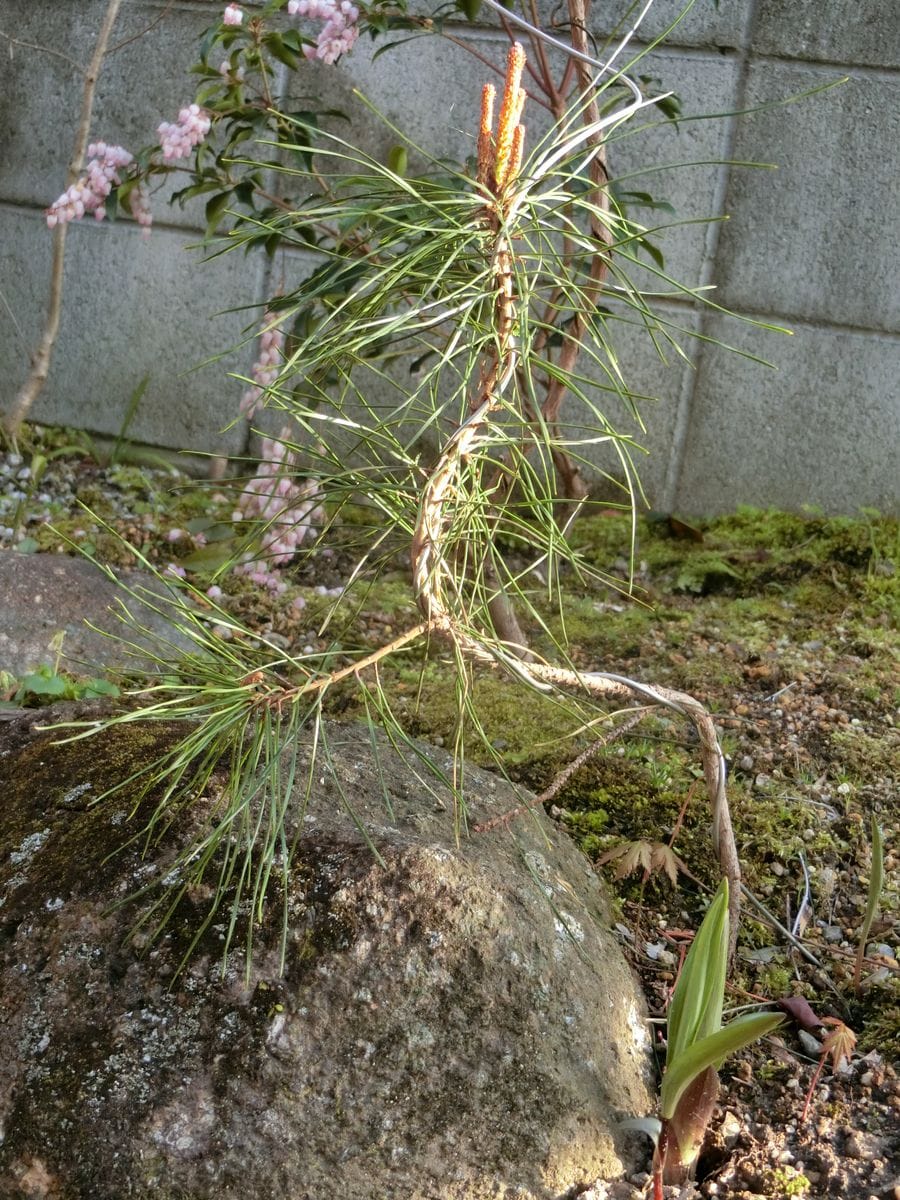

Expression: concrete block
xmin=0 ymin=0 xmax=222 ymax=228
xmin=715 ymin=62 xmax=900 ymax=332
xmin=754 ymin=0 xmax=900 ymax=69
xmin=575 ymin=0 xmax=747 ymax=49
xmin=417 ymin=0 xmax=748 ymax=49
xmin=561 ymin=300 xmax=701 ymax=506
xmin=673 ymin=315 xmax=900 ymax=515
xmin=0 ymin=205 xmax=266 ymax=454
xmin=292 ymin=37 xmax=738 ymax=291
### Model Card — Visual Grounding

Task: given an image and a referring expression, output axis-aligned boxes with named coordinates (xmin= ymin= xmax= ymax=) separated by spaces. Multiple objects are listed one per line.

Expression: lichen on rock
xmin=0 ymin=704 xmax=653 ymax=1199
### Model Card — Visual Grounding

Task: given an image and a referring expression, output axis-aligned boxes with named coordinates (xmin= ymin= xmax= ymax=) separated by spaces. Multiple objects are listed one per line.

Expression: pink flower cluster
xmin=234 ymin=432 xmax=324 ymax=590
xmin=240 ymin=312 xmax=285 ymax=418
xmin=46 ymin=142 xmax=132 ymax=228
xmin=157 ymin=104 xmax=212 ymax=161
xmin=129 ymin=183 xmax=153 ymax=236
xmin=288 ymin=0 xmax=360 ymax=64
xmin=219 ymin=60 xmax=246 ymax=83
xmin=223 ymin=3 xmax=243 ymax=24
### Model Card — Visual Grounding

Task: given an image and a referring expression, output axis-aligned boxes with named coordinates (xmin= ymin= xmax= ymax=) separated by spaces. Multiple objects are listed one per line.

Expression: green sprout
xmin=854 ymin=815 xmax=885 ymax=992
xmin=652 ymin=880 xmax=784 ymax=1194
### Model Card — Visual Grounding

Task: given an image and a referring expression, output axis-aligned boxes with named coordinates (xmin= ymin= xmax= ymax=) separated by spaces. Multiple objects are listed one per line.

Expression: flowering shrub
xmin=46 ymin=142 xmax=133 ymax=228
xmin=233 ymin=431 xmax=324 ymax=592
xmin=288 ymin=0 xmax=360 ymax=64
xmin=31 ymin=0 xmax=685 ymax=611
xmin=240 ymin=312 xmax=285 ymax=419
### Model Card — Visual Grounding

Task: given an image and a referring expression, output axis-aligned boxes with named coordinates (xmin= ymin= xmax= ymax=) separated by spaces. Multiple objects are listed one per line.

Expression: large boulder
xmin=0 ymin=551 xmax=193 ymax=678
xmin=0 ymin=706 xmax=653 ymax=1199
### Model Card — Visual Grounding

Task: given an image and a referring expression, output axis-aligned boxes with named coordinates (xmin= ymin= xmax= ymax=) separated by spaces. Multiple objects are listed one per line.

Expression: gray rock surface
xmin=0 ymin=708 xmax=653 ymax=1199
xmin=0 ymin=550 xmax=193 ymax=677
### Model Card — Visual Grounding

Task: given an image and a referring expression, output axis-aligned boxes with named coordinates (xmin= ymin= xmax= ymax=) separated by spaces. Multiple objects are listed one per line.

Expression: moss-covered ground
xmin=3 ymin=425 xmax=898 ymax=1117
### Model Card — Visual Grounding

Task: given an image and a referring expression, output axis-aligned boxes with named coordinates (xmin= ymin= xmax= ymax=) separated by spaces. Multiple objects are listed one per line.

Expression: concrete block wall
xmin=0 ymin=0 xmax=897 ymax=513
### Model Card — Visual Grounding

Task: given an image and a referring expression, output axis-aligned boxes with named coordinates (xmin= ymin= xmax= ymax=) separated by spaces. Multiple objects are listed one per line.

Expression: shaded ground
xmin=1 ymin=426 xmax=898 ymax=1198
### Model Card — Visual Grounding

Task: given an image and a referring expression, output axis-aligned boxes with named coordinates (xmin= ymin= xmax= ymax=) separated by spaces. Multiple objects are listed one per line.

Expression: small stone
xmin=844 ymin=1132 xmax=865 ymax=1158
xmin=867 ymin=942 xmax=894 ymax=959
xmin=823 ymin=925 xmax=844 ymax=943
xmin=739 ymin=754 xmax=754 ymax=771
xmin=798 ymin=1030 xmax=823 ymax=1056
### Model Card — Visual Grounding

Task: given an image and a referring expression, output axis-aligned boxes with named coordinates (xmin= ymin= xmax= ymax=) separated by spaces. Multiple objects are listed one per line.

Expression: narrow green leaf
xmin=854 ymin=816 xmax=885 ymax=989
xmin=661 ymin=1012 xmax=784 ymax=1119
xmin=666 ymin=879 xmax=729 ymax=1065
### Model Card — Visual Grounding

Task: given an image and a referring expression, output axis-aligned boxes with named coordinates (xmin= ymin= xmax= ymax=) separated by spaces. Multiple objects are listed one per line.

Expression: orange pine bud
xmin=477 ymin=83 xmax=496 ymax=187
xmin=494 ymin=43 xmax=526 ymax=191
xmin=512 ymin=84 xmax=526 ymax=129
xmin=480 ymin=82 xmax=496 ymax=139
xmin=506 ymin=123 xmax=525 ymax=187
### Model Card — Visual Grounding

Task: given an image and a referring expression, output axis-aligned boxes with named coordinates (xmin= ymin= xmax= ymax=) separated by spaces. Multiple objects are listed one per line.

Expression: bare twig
xmin=3 ymin=0 xmax=123 ymax=440
xmin=740 ymin=884 xmax=824 ymax=970
xmin=0 ymin=28 xmax=85 ymax=74
xmin=473 ymin=706 xmax=649 ymax=833
xmin=536 ymin=707 xmax=647 ymax=804
xmin=105 ymin=0 xmax=174 ymax=56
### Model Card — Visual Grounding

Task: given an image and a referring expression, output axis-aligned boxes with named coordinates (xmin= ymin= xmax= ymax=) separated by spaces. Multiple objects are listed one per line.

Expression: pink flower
xmin=218 ymin=59 xmax=246 ymax=83
xmin=233 ymin=429 xmax=324 ymax=587
xmin=240 ymin=311 xmax=285 ymax=418
xmin=223 ymin=3 xmax=243 ymax=25
xmin=157 ymin=104 xmax=211 ymax=161
xmin=46 ymin=143 xmax=133 ymax=229
xmin=129 ymin=182 xmax=153 ymax=237
xmin=288 ymin=0 xmax=359 ymax=64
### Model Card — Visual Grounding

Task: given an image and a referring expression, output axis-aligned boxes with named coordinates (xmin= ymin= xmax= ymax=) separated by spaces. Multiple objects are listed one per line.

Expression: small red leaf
xmin=776 ymin=996 xmax=824 ymax=1034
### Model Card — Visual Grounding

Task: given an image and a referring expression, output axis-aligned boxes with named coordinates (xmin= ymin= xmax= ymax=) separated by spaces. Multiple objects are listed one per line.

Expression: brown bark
xmin=3 ymin=0 xmax=124 ymax=439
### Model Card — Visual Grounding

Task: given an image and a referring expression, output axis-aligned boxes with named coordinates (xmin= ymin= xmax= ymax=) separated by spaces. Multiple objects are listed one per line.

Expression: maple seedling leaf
xmin=821 ymin=1018 xmax=857 ymax=1071
xmin=800 ymin=1016 xmax=857 ymax=1121
xmin=651 ymin=843 xmax=683 ymax=886
xmin=597 ymin=839 xmax=689 ymax=886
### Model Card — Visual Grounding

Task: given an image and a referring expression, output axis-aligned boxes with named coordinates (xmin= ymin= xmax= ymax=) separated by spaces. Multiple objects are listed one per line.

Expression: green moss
xmin=393 ymin=668 xmax=591 ymax=770
xmin=764 ymin=1165 xmax=812 ymax=1197
xmin=570 ymin=506 xmax=898 ymax=615
xmin=755 ymin=962 xmax=794 ymax=998
xmin=0 ymin=716 xmax=187 ymax=908
xmin=830 ymin=727 xmax=900 ymax=779
xmin=856 ymin=998 xmax=900 ymax=1058
xmin=559 ymin=807 xmax=610 ymax=859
